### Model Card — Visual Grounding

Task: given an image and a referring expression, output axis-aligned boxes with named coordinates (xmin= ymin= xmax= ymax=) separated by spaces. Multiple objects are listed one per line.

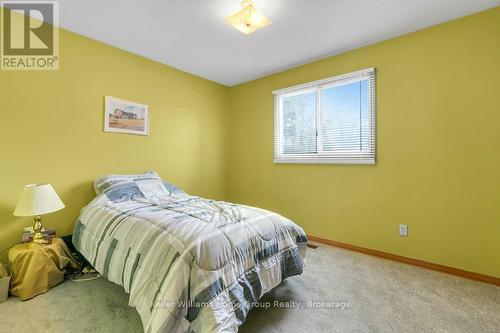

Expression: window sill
xmin=273 ymin=158 xmax=375 ymax=165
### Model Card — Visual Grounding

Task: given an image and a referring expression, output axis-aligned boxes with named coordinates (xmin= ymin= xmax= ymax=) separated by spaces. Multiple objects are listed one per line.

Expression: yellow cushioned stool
xmin=8 ymin=238 xmax=80 ymax=300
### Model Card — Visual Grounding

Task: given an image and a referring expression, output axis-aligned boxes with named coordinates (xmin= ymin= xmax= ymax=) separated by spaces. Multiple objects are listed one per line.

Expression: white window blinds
xmin=273 ymin=68 xmax=376 ymax=164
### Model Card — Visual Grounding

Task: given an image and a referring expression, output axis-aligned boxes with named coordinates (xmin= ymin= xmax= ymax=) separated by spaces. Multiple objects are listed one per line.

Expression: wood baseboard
xmin=307 ymin=235 xmax=500 ymax=287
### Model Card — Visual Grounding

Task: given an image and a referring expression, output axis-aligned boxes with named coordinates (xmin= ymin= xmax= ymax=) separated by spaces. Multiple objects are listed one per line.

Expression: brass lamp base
xmin=29 ymin=215 xmax=50 ymax=248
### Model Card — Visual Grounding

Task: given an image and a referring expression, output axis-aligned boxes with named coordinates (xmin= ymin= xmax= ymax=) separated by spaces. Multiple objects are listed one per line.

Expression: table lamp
xmin=13 ymin=184 xmax=65 ymax=247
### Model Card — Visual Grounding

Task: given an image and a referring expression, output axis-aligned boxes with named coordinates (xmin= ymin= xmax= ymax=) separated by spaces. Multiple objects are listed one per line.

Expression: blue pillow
xmin=162 ymin=181 xmax=186 ymax=195
xmin=103 ymin=181 xmax=144 ymax=203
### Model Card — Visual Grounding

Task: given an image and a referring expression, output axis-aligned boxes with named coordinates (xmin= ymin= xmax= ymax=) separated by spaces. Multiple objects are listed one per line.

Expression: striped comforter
xmin=72 ymin=178 xmax=307 ymax=333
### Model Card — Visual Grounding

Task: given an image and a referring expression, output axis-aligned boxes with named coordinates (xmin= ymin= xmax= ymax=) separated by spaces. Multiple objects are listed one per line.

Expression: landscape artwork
xmin=104 ymin=96 xmax=149 ymax=135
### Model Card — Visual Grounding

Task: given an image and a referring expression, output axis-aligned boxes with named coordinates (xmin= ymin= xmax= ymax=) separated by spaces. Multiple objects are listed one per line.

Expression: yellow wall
xmin=1 ymin=8 xmax=498 ymax=278
xmin=227 ymin=8 xmax=500 ymax=277
xmin=0 ymin=20 xmax=230 ymax=261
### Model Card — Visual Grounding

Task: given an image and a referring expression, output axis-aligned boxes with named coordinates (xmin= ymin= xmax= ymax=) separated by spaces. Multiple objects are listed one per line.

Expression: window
xmin=273 ymin=68 xmax=376 ymax=164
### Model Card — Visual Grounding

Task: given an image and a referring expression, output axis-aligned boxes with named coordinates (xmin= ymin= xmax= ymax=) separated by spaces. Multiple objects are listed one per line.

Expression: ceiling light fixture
xmin=225 ymin=0 xmax=271 ymax=35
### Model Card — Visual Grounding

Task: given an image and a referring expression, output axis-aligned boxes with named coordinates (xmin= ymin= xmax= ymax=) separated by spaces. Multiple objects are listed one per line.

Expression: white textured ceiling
xmin=53 ymin=1 xmax=500 ymax=85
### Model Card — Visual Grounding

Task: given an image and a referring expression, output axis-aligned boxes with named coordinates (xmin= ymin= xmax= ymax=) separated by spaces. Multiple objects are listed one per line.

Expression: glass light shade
xmin=13 ymin=183 xmax=65 ymax=216
xmin=225 ymin=1 xmax=271 ymax=34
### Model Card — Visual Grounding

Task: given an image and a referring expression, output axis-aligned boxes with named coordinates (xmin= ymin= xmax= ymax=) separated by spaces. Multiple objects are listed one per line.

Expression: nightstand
xmin=8 ymin=238 xmax=80 ymax=300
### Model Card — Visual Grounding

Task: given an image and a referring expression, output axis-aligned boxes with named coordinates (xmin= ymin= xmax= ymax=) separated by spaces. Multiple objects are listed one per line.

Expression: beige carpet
xmin=0 ymin=244 xmax=498 ymax=333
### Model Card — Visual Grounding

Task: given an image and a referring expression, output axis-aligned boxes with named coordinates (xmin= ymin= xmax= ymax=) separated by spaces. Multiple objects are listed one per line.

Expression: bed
xmin=72 ymin=172 xmax=307 ymax=333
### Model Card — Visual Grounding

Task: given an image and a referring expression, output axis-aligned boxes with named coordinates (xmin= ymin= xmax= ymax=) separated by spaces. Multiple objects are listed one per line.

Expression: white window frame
xmin=273 ymin=67 xmax=376 ymax=164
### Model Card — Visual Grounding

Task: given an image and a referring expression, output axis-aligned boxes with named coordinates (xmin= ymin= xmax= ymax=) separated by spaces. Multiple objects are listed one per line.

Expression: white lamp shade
xmin=13 ymin=184 xmax=65 ymax=216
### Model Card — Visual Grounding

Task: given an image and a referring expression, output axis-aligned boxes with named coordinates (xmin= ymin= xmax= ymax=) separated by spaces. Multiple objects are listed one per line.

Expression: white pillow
xmin=93 ymin=171 xmax=167 ymax=195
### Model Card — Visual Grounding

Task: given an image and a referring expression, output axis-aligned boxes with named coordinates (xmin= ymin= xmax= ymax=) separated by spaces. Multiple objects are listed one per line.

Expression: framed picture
xmin=104 ymin=96 xmax=149 ymax=136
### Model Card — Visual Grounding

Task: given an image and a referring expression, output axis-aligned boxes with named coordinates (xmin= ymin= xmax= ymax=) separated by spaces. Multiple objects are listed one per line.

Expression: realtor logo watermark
xmin=1 ymin=0 xmax=59 ymax=70
xmin=153 ymin=299 xmax=352 ymax=311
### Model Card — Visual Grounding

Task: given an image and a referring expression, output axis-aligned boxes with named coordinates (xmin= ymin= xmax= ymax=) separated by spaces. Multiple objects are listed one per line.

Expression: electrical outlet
xmin=399 ymin=224 xmax=408 ymax=237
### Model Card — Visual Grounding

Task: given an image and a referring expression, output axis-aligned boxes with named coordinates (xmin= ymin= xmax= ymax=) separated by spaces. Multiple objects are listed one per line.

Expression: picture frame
xmin=104 ymin=96 xmax=149 ymax=136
